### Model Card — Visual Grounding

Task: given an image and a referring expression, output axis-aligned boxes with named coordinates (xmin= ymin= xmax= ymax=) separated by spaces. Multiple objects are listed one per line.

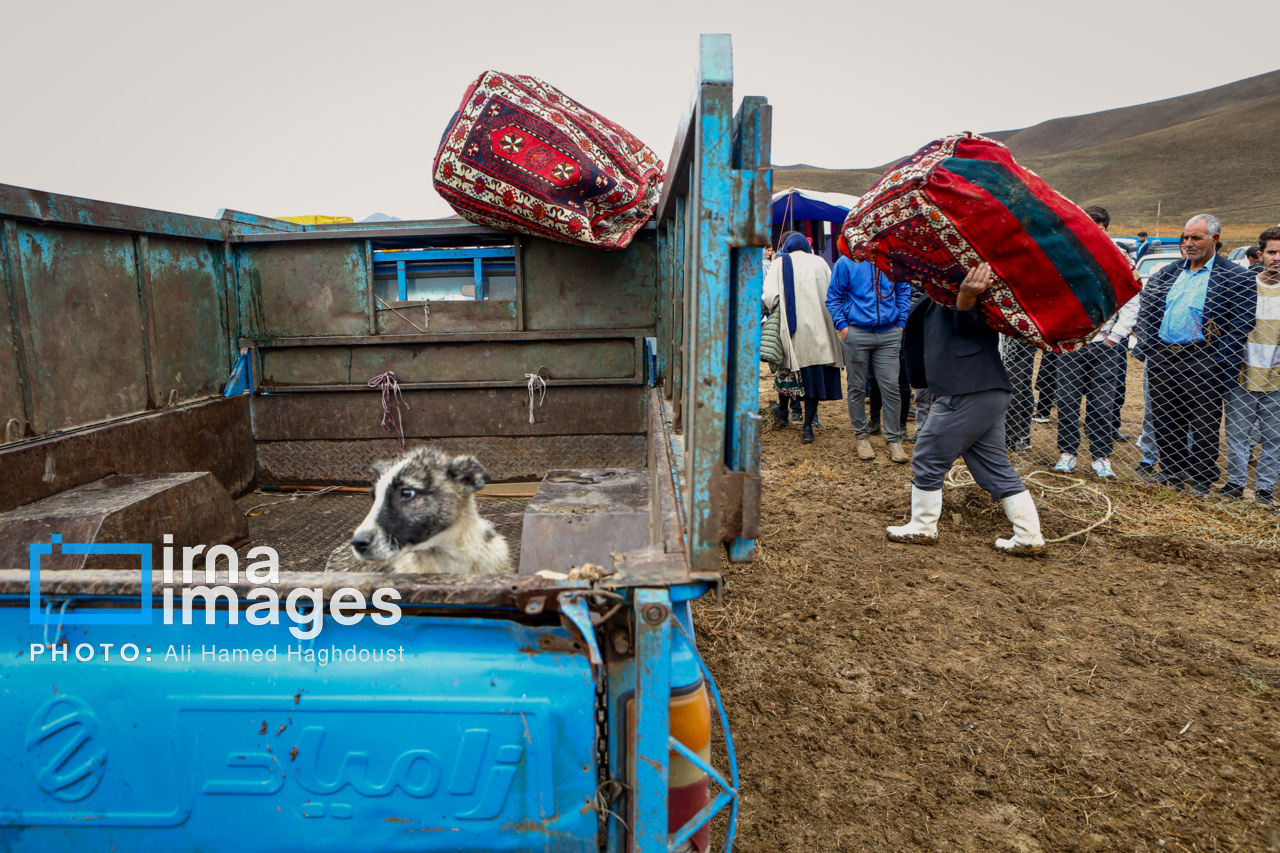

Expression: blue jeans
xmin=1225 ymin=384 xmax=1280 ymax=492
xmin=1055 ymin=341 xmax=1128 ymax=460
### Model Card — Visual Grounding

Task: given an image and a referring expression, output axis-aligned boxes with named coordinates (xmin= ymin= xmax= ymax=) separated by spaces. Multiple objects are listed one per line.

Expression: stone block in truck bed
xmin=0 ymin=472 xmax=246 ymax=571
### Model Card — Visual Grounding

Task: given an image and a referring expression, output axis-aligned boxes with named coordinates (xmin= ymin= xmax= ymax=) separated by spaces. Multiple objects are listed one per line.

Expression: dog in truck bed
xmin=326 ymin=446 xmax=510 ymax=574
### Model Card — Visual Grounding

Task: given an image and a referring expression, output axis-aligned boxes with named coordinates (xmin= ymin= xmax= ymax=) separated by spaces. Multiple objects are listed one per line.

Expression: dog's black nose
xmin=351 ymin=532 xmax=372 ymax=555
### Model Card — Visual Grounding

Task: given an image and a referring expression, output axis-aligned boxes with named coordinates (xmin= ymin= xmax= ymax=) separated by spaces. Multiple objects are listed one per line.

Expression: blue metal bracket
xmin=644 ymin=337 xmax=658 ymax=387
xmin=556 ymin=592 xmax=603 ymax=678
xmin=222 ymin=349 xmax=252 ymax=396
xmin=633 ymin=589 xmax=672 ymax=853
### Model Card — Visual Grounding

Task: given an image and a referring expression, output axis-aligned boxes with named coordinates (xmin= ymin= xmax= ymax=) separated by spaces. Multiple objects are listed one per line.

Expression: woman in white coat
xmin=761 ymin=232 xmax=844 ymax=443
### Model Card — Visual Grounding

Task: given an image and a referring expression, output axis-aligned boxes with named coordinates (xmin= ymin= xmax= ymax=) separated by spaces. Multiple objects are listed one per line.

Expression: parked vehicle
xmin=1112 ymin=237 xmax=1137 ymax=256
xmin=1226 ymin=245 xmax=1256 ymax=267
xmin=0 ymin=34 xmax=767 ymax=853
xmin=1136 ymin=250 xmax=1183 ymax=284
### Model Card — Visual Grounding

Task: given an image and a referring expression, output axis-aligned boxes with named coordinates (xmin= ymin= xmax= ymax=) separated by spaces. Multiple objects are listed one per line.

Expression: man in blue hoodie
xmin=827 ymin=255 xmax=913 ymax=462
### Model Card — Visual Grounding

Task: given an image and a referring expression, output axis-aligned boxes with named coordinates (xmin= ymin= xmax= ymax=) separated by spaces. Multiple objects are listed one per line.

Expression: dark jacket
xmin=904 ymin=297 xmax=1012 ymax=397
xmin=1132 ymin=254 xmax=1254 ymax=373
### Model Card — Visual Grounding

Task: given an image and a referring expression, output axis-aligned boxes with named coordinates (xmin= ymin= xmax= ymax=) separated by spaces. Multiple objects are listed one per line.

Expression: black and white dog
xmin=341 ymin=446 xmax=510 ymax=574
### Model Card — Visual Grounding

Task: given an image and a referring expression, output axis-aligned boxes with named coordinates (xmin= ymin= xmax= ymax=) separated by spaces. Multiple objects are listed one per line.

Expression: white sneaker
xmin=1091 ymin=457 xmax=1116 ymax=479
xmin=1053 ymin=453 xmax=1077 ymax=474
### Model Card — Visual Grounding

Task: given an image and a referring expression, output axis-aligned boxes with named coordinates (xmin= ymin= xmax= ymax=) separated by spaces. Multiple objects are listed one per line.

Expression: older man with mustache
xmin=1132 ymin=214 xmax=1254 ymax=495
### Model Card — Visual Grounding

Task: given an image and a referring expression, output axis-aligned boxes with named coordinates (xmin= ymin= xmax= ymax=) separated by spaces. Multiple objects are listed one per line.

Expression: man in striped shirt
xmin=1220 ymin=227 xmax=1280 ymax=506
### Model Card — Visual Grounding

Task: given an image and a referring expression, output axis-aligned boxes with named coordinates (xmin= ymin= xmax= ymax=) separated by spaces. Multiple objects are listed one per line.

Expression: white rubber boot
xmin=995 ymin=490 xmax=1045 ymax=555
xmin=886 ymin=486 xmax=942 ymax=544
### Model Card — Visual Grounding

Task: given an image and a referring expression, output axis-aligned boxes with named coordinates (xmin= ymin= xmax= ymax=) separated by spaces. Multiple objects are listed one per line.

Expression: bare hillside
xmin=988 ymin=69 xmax=1280 ymax=159
xmin=1021 ymin=92 xmax=1280 ymax=226
xmin=770 ymin=68 xmax=1280 ymax=229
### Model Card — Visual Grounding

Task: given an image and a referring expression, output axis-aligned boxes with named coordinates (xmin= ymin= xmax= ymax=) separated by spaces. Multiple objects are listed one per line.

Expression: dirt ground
xmin=693 ymin=385 xmax=1280 ymax=853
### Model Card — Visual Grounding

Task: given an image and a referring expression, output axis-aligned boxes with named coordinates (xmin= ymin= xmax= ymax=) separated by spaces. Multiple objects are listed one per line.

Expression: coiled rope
xmin=944 ymin=463 xmax=1114 ymax=544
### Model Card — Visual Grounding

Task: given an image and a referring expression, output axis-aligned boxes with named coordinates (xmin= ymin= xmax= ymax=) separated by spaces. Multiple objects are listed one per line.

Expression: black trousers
xmin=1002 ymin=339 xmax=1037 ymax=443
xmin=1056 ymin=342 xmax=1129 ymax=460
xmin=1146 ymin=346 xmax=1224 ymax=486
xmin=1035 ymin=351 xmax=1058 ymax=413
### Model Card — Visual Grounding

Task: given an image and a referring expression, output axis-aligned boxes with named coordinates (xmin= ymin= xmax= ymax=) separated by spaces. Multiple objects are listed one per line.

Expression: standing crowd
xmin=761 ymin=213 xmax=1280 ymax=549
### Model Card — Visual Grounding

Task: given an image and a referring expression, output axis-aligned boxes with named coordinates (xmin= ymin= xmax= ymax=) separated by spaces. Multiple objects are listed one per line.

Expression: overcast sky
xmin=1 ymin=0 xmax=1273 ymax=222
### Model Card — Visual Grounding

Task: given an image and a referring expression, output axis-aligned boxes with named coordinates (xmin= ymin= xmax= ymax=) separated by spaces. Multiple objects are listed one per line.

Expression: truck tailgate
xmin=0 ymin=606 xmax=598 ymax=851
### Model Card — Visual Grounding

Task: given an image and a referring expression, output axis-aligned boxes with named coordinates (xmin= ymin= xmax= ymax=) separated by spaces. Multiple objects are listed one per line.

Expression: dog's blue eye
xmin=399 ymin=488 xmax=416 ymax=501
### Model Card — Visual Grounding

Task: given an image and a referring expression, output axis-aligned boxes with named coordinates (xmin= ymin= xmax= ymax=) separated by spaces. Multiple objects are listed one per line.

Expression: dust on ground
xmin=694 ymin=387 xmax=1280 ymax=853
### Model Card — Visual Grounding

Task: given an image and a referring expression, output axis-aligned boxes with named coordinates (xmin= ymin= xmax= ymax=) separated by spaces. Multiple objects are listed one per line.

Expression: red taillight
xmin=668 ymin=681 xmax=711 ymax=851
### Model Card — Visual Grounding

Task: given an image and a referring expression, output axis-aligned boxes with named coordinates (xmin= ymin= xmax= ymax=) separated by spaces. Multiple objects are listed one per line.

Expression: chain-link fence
xmin=999 ymin=330 xmax=1278 ymax=505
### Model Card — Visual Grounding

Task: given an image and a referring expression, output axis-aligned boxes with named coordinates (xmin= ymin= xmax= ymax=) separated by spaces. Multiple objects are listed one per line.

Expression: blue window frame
xmin=372 ymin=246 xmax=517 ymax=303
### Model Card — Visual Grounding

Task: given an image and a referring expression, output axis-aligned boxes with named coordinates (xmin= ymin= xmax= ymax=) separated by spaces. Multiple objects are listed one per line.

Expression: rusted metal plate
xmin=647 ymin=388 xmax=686 ymax=557
xmin=0 ymin=182 xmax=228 ymax=242
xmin=0 ymin=472 xmax=246 ymax=571
xmin=255 ymin=435 xmax=647 ymax=486
xmin=231 ymin=222 xmax=509 ymax=244
xmin=0 ymin=222 xmax=29 ymax=441
xmin=0 ymin=567 xmax=583 ymax=609
xmin=15 ymin=222 xmax=149 ymax=433
xmin=260 ymin=339 xmax=638 ymax=388
xmin=0 ymin=396 xmax=253 ymax=514
xmin=145 ymin=236 xmax=231 ymax=401
xmin=518 ymin=468 xmax=651 ymax=575
xmin=250 ymin=386 xmax=646 ymax=440
xmin=246 ymin=328 xmax=655 ymax=347
xmin=235 ymin=241 xmax=369 ymax=338
xmin=376 ymin=299 xmax=517 ymax=334
xmin=521 ymin=233 xmax=657 ymax=331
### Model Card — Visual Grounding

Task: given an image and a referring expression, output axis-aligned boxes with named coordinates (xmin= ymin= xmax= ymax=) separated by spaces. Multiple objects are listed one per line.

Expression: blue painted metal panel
xmin=726 ymin=97 xmax=772 ymax=564
xmin=630 ymin=589 xmax=671 ymax=853
xmin=685 ymin=34 xmax=736 ymax=573
xmin=654 ymin=34 xmax=769 ymax=569
xmin=0 ymin=184 xmax=229 ymax=243
xmin=0 ymin=603 xmax=598 ymax=851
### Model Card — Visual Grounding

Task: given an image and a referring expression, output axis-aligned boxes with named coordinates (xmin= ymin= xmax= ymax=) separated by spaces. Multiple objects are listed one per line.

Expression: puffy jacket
xmin=825 ymin=256 xmax=912 ymax=334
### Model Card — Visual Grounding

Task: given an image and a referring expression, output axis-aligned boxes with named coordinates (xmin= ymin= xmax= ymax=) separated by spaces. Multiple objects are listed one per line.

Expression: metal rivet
xmin=610 ymin=629 xmax=631 ymax=655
